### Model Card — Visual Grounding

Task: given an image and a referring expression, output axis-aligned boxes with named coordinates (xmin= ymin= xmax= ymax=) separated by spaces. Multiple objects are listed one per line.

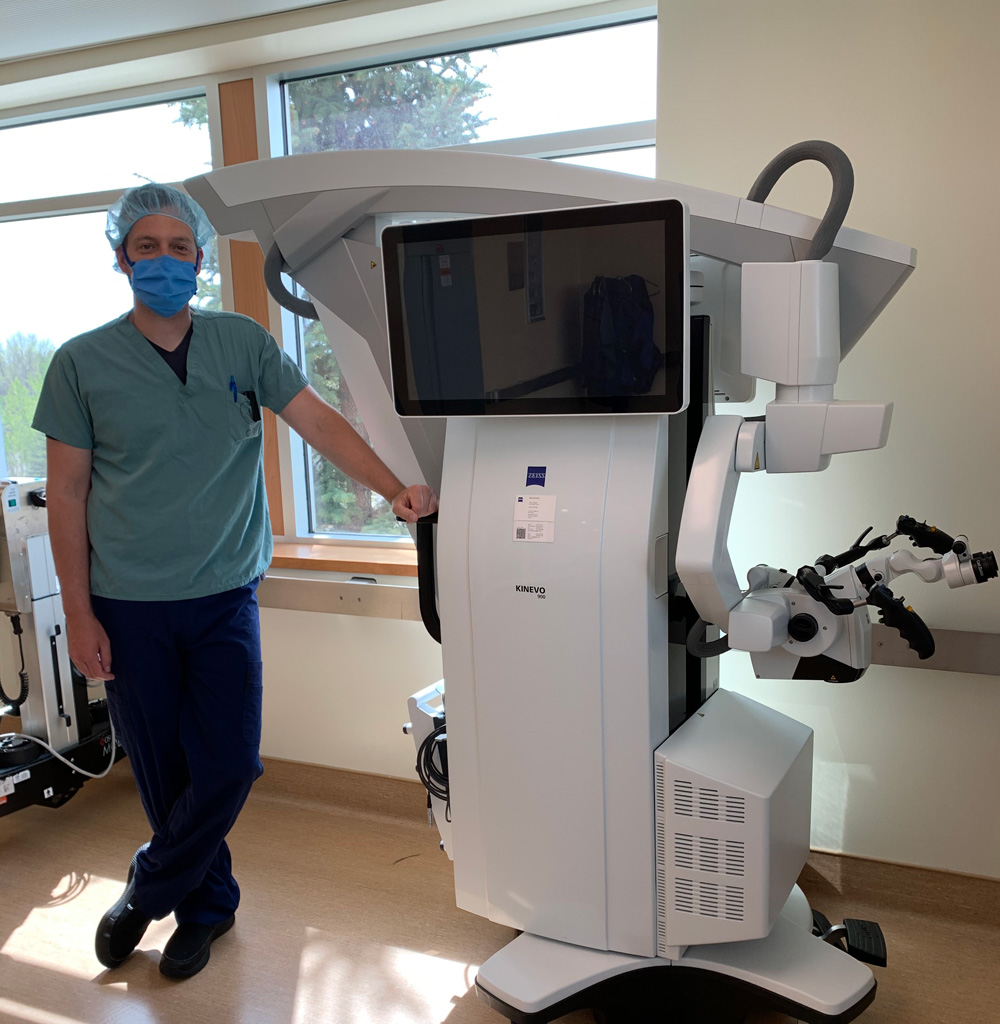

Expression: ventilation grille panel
xmin=673 ymin=779 xmax=694 ymax=816
xmin=674 ymin=879 xmax=745 ymax=921
xmin=673 ymin=834 xmax=745 ymax=876
xmin=698 ymin=788 xmax=720 ymax=820
xmin=673 ymin=780 xmax=746 ymax=824
xmin=725 ymin=795 xmax=746 ymax=823
xmin=658 ymin=767 xmax=753 ymax=951
xmin=724 ymin=840 xmax=745 ymax=876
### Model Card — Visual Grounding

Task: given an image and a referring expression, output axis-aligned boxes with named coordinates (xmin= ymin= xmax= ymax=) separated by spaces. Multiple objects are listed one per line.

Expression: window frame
xmin=0 ymin=2 xmax=657 ymax=565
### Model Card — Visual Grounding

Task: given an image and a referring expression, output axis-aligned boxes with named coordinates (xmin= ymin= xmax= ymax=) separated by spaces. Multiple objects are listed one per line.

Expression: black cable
xmin=415 ymin=721 xmax=450 ymax=821
xmin=686 ymin=616 xmax=731 ymax=659
xmin=0 ymin=615 xmax=30 ymax=711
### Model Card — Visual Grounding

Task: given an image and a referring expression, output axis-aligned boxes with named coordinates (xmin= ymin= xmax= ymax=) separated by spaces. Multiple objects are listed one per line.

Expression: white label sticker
xmin=514 ymin=495 xmax=556 ymax=521
xmin=514 ymin=494 xmax=556 ymax=542
xmin=13 ymin=769 xmax=30 ymax=784
xmin=514 ymin=522 xmax=554 ymax=542
xmin=0 ymin=777 xmax=14 ymax=797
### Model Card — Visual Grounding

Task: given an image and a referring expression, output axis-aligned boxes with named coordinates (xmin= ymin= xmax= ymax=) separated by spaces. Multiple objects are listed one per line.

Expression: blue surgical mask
xmin=126 ymin=254 xmax=200 ymax=318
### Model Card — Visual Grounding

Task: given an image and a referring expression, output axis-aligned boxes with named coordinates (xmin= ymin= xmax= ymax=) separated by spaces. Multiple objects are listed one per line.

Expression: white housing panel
xmin=440 ymin=416 xmax=672 ymax=956
xmin=654 ymin=688 xmax=812 ymax=949
xmin=741 ymin=261 xmax=840 ymax=386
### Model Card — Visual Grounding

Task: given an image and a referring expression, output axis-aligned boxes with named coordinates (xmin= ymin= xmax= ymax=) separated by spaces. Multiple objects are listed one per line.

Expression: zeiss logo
xmin=515 ymin=585 xmax=546 ymax=594
xmin=526 ymin=466 xmax=546 ymax=487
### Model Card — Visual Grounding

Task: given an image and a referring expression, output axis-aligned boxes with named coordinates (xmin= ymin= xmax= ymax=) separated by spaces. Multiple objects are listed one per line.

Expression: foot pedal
xmin=811 ymin=908 xmax=833 ymax=937
xmin=812 ymin=908 xmax=846 ymax=952
xmin=843 ymin=918 xmax=887 ymax=967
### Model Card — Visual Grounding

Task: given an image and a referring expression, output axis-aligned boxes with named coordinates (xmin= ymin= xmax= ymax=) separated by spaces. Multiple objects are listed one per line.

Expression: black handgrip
xmin=866 ymin=584 xmax=935 ymax=659
xmin=263 ymin=242 xmax=319 ymax=320
xmin=50 ymin=625 xmax=72 ymax=725
xmin=414 ymin=513 xmax=441 ymax=644
xmin=816 ymin=526 xmax=893 ymax=573
xmin=796 ymin=566 xmax=856 ymax=616
xmin=896 ymin=515 xmax=955 ymax=556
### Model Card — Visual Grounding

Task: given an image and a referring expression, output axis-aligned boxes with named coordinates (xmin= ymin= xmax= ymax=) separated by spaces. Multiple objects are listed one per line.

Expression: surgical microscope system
xmin=187 ymin=141 xmax=996 ymax=1024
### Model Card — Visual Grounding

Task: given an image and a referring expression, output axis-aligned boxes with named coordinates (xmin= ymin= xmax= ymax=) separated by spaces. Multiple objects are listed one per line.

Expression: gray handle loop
xmin=747 ymin=141 xmax=854 ymax=261
xmin=263 ymin=242 xmax=319 ymax=320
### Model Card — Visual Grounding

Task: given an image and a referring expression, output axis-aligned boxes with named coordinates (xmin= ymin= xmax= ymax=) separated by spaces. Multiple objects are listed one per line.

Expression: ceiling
xmin=0 ymin=0 xmax=346 ymax=63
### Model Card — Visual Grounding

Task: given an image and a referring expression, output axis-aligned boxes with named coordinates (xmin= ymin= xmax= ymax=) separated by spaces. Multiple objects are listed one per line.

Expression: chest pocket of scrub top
xmin=226 ymin=393 xmax=263 ymax=443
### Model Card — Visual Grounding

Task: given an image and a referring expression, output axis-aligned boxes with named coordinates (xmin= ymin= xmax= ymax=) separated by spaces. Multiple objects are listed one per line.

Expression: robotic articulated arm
xmin=720 ymin=514 xmax=997 ymax=683
xmin=677 ymin=143 xmax=997 ymax=683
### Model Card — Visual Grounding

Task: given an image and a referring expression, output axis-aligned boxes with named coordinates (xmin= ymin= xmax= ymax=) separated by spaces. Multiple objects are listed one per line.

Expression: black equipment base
xmin=0 ymin=702 xmax=124 ymax=817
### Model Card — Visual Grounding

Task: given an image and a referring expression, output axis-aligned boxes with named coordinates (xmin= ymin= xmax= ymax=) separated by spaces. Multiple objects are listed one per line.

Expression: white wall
xmin=658 ymin=0 xmax=1000 ymax=878
xmin=259 ymin=608 xmax=443 ymax=778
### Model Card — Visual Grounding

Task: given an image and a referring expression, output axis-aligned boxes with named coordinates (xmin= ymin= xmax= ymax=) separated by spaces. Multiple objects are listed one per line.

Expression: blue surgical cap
xmin=106 ymin=183 xmax=215 ymax=250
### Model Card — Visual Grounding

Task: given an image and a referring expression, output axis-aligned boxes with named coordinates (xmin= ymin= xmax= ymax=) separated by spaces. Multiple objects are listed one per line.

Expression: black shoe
xmin=159 ymin=914 xmax=235 ymax=979
xmin=95 ymin=844 xmax=152 ymax=968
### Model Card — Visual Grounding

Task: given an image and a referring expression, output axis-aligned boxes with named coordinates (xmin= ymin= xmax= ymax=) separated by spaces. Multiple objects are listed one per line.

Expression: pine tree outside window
xmin=280 ymin=19 xmax=656 ymax=538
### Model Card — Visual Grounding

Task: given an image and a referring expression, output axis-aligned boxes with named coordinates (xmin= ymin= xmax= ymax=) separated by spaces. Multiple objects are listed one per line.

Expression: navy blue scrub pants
xmin=92 ymin=580 xmax=264 ymax=926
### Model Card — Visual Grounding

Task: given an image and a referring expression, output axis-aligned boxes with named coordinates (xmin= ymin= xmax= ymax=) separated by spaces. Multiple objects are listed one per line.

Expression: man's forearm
xmin=279 ymin=385 xmax=437 ymax=523
xmin=47 ymin=489 xmax=93 ymax=618
xmin=302 ymin=402 xmax=404 ymax=501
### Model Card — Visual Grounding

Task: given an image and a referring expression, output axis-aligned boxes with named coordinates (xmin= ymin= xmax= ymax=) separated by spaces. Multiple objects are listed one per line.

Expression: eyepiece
xmin=788 ymin=613 xmax=820 ymax=642
xmin=972 ymin=550 xmax=998 ymax=583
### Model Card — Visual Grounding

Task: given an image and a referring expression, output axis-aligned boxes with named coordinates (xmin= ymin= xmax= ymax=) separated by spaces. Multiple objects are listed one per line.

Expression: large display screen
xmin=382 ymin=199 xmax=689 ymax=416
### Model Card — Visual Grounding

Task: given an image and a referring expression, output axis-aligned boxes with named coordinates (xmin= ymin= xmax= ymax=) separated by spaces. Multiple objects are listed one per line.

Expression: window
xmin=280 ymin=18 xmax=657 ymax=538
xmin=555 ymin=147 xmax=656 ymax=177
xmin=0 ymin=213 xmax=131 ymax=475
xmin=0 ymin=97 xmax=214 ymax=479
xmin=0 ymin=101 xmax=213 ymax=204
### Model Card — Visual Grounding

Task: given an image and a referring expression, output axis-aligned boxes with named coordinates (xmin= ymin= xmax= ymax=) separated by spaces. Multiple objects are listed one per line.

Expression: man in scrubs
xmin=32 ymin=183 xmax=437 ymax=979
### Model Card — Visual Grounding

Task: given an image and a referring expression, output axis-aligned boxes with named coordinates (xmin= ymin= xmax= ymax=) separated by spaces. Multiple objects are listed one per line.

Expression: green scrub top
xmin=32 ymin=309 xmax=309 ymax=601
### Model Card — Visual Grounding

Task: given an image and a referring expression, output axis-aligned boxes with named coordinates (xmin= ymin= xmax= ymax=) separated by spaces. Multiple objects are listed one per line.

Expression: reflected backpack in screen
xmin=582 ymin=274 xmax=663 ymax=396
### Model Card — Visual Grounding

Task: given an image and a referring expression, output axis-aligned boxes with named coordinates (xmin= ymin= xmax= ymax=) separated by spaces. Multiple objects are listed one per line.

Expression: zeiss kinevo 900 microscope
xmin=187 ymin=141 xmax=996 ymax=1023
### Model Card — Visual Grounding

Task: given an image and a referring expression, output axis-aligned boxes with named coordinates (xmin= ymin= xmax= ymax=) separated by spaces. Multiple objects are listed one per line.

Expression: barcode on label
xmin=516 ymin=527 xmax=527 ymax=539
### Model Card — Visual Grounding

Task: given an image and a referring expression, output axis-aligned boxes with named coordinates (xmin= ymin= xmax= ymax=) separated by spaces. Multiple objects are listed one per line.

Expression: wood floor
xmin=1 ymin=757 xmax=996 ymax=1024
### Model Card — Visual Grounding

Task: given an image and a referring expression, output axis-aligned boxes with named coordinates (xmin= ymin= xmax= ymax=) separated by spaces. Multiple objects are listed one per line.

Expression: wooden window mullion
xmin=217 ymin=78 xmax=285 ymax=536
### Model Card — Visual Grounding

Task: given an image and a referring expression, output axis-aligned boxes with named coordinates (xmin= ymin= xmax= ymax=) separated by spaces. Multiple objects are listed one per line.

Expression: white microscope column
xmin=441 ymin=415 xmax=672 ymax=956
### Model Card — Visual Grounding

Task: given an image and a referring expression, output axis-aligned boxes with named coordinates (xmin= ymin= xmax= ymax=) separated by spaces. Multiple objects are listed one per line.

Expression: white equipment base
xmin=476 ymin=887 xmax=875 ymax=1023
